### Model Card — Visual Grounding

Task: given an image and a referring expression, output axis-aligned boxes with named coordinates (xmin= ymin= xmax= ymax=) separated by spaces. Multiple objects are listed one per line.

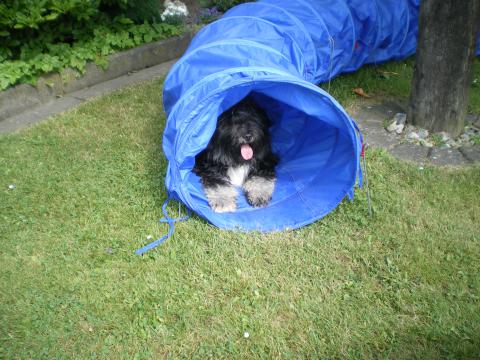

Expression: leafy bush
xmin=0 ymin=1 xmax=100 ymax=31
xmin=209 ymin=0 xmax=251 ymax=12
xmin=0 ymin=21 xmax=182 ymax=90
xmin=0 ymin=0 xmax=167 ymax=60
xmin=198 ymin=0 xmax=251 ymax=12
xmin=118 ymin=0 xmax=165 ymax=24
xmin=0 ymin=0 xmax=183 ymax=90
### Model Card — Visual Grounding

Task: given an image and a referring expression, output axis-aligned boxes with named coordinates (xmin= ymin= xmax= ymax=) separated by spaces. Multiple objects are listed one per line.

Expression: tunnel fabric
xmin=162 ymin=0 xmax=419 ymax=231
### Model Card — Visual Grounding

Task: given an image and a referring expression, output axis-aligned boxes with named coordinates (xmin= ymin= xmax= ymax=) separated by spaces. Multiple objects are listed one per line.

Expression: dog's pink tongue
xmin=241 ymin=144 xmax=253 ymax=160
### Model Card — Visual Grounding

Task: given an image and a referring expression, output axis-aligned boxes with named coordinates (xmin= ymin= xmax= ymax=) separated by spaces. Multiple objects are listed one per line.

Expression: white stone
xmin=243 ymin=332 xmax=250 ymax=338
xmin=446 ymin=139 xmax=458 ymax=148
xmin=393 ymin=112 xmax=407 ymax=125
xmin=419 ymin=139 xmax=433 ymax=147
xmin=417 ymin=129 xmax=429 ymax=139
xmin=395 ymin=124 xmax=405 ymax=134
xmin=386 ymin=120 xmax=398 ymax=133
xmin=8 ymin=184 xmax=15 ymax=190
xmin=407 ymin=132 xmax=420 ymax=141
xmin=146 ymin=235 xmax=153 ymax=240
xmin=459 ymin=134 xmax=472 ymax=145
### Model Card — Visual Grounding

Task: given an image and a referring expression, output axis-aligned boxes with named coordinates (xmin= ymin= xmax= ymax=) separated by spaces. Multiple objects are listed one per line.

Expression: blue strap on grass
xmin=352 ymin=119 xmax=364 ymax=188
xmin=351 ymin=119 xmax=373 ymax=216
xmin=347 ymin=119 xmax=364 ymax=201
xmin=135 ymin=196 xmax=191 ymax=255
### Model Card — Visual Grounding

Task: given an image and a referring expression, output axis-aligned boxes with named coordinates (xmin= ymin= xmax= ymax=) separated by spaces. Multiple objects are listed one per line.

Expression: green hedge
xmin=0 ymin=0 xmax=252 ymax=91
xmin=0 ymin=0 xmax=168 ymax=61
xmin=0 ymin=0 xmax=162 ymax=32
xmin=0 ymin=22 xmax=183 ymax=90
xmin=211 ymin=0 xmax=251 ymax=11
xmin=198 ymin=0 xmax=251 ymax=12
xmin=0 ymin=0 xmax=180 ymax=90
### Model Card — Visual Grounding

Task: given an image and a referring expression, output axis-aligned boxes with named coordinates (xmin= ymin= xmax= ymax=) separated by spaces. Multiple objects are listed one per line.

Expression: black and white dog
xmin=193 ymin=96 xmax=278 ymax=213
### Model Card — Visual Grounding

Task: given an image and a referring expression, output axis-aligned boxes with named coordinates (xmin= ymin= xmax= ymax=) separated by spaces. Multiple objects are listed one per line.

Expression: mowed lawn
xmin=1 ymin=60 xmax=479 ymax=359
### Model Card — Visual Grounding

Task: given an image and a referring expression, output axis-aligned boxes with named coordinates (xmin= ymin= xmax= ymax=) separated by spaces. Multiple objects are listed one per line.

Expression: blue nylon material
xmin=342 ymin=0 xmax=378 ymax=72
xmin=398 ymin=0 xmax=420 ymax=58
xmin=261 ymin=0 xmax=332 ymax=83
xmin=162 ymin=0 xmax=420 ymax=232
xmin=307 ymin=0 xmax=356 ymax=78
xmin=135 ymin=196 xmax=191 ymax=255
xmin=223 ymin=2 xmax=317 ymax=81
xmin=366 ymin=0 xmax=410 ymax=64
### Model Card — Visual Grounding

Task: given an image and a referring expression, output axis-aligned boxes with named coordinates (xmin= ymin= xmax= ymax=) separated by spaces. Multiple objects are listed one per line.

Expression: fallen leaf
xmin=353 ymin=88 xmax=371 ymax=98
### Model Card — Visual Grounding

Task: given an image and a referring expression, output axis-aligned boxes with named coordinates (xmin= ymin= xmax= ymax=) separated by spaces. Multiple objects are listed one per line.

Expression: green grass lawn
xmin=324 ymin=57 xmax=480 ymax=115
xmin=1 ymin=60 xmax=480 ymax=359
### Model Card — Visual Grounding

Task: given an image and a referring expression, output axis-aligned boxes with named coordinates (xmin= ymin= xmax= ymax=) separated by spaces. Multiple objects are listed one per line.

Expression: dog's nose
xmin=245 ymin=133 xmax=253 ymax=142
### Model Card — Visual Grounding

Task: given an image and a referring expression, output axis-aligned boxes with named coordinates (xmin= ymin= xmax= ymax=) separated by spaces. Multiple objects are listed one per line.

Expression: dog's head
xmin=213 ymin=98 xmax=271 ymax=164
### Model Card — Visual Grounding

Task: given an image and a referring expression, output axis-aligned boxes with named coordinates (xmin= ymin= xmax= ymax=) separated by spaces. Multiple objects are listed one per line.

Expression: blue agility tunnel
xmin=161 ymin=0 xmax=420 ymax=232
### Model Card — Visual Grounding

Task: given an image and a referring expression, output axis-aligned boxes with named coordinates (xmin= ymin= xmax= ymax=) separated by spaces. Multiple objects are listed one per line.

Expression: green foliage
xmin=471 ymin=134 xmax=480 ymax=145
xmin=0 ymin=0 xmax=101 ymax=31
xmin=199 ymin=0 xmax=251 ymax=12
xmin=429 ymin=133 xmax=445 ymax=146
xmin=469 ymin=59 xmax=480 ymax=114
xmin=0 ymin=21 xmax=183 ymax=90
xmin=0 ymin=0 xmax=163 ymax=32
xmin=162 ymin=14 xmax=187 ymax=26
xmin=0 ymin=0 xmax=181 ymax=90
xmin=214 ymin=0 xmax=250 ymax=11
xmin=120 ymin=0 xmax=165 ymax=24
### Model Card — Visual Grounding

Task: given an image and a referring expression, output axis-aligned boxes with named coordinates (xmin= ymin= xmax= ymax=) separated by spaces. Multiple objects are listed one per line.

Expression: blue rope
xmin=351 ymin=118 xmax=373 ymax=217
xmin=351 ymin=119 xmax=364 ymax=188
xmin=362 ymin=146 xmax=373 ymax=217
xmin=135 ymin=196 xmax=191 ymax=255
xmin=347 ymin=119 xmax=364 ymax=201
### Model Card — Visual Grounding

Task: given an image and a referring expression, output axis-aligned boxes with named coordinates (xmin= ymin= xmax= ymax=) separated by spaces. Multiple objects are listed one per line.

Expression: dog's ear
xmin=218 ymin=106 xmax=234 ymax=125
xmin=255 ymin=103 xmax=272 ymax=128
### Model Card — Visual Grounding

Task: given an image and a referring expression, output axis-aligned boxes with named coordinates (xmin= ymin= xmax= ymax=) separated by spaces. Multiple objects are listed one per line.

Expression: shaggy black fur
xmin=193 ymin=96 xmax=278 ymax=212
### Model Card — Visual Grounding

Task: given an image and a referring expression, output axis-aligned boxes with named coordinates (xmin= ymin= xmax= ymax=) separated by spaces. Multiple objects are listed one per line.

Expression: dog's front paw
xmin=204 ymin=184 xmax=238 ymax=213
xmin=243 ymin=176 xmax=275 ymax=208
xmin=209 ymin=198 xmax=237 ymax=213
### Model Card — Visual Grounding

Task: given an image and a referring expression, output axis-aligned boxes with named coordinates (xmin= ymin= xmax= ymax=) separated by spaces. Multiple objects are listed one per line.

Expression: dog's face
xmin=213 ymin=101 xmax=271 ymax=163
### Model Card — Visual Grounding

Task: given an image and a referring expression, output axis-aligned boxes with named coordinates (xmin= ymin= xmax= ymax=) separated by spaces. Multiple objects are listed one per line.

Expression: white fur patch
xmin=204 ymin=184 xmax=238 ymax=213
xmin=243 ymin=176 xmax=276 ymax=207
xmin=227 ymin=165 xmax=250 ymax=187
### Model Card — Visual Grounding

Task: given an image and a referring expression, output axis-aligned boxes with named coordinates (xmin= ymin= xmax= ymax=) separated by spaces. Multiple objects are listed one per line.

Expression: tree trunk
xmin=409 ymin=0 xmax=480 ymax=137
